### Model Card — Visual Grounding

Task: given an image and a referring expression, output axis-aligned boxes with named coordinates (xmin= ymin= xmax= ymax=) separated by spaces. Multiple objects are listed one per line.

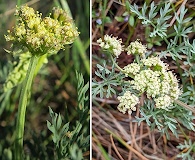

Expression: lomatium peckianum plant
xmin=94 ymin=35 xmax=195 ymax=138
xmin=97 ymin=35 xmax=181 ymax=114
xmin=4 ymin=5 xmax=79 ymax=160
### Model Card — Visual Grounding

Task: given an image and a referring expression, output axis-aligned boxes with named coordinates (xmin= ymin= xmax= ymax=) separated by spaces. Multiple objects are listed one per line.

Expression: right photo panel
xmin=92 ymin=0 xmax=195 ymax=159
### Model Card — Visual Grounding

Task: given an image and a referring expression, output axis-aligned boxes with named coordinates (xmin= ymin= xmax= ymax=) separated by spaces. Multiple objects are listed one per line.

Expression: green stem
xmin=110 ymin=54 xmax=134 ymax=79
xmin=110 ymin=54 xmax=123 ymax=72
xmin=174 ymin=99 xmax=195 ymax=114
xmin=15 ymin=55 xmax=39 ymax=160
xmin=135 ymin=55 xmax=141 ymax=64
xmin=17 ymin=0 xmax=21 ymax=7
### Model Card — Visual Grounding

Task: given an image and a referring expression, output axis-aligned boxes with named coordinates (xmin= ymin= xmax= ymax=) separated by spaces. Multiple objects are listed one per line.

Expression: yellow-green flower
xmin=4 ymin=5 xmax=79 ymax=92
xmin=5 ymin=5 xmax=79 ymax=56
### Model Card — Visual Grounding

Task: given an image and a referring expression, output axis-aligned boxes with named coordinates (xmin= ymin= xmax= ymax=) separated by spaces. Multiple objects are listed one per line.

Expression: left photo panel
xmin=0 ymin=0 xmax=90 ymax=159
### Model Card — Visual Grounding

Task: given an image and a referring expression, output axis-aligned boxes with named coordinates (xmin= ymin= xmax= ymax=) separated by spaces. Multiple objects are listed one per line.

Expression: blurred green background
xmin=0 ymin=0 xmax=90 ymax=159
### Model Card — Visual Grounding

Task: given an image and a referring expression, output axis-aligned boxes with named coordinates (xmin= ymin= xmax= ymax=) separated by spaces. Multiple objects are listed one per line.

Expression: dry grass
xmin=92 ymin=104 xmax=195 ymax=159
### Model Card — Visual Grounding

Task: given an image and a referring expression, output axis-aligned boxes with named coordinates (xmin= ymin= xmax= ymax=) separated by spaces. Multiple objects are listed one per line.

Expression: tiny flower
xmin=97 ymin=35 xmax=123 ymax=58
xmin=117 ymin=91 xmax=139 ymax=114
xmin=96 ymin=18 xmax=102 ymax=25
xmin=154 ymin=95 xmax=172 ymax=109
xmin=160 ymin=78 xmax=170 ymax=95
xmin=5 ymin=5 xmax=79 ymax=56
xmin=123 ymin=63 xmax=140 ymax=76
xmin=131 ymin=69 xmax=161 ymax=98
xmin=141 ymin=56 xmax=168 ymax=72
xmin=167 ymin=71 xmax=182 ymax=100
xmin=127 ymin=55 xmax=182 ymax=110
xmin=126 ymin=40 xmax=147 ymax=57
xmin=65 ymin=131 xmax=72 ymax=138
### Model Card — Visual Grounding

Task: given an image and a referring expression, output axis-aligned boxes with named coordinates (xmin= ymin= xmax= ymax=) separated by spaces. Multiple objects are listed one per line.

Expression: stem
xmin=110 ymin=54 xmax=123 ymax=72
xmin=174 ymin=99 xmax=195 ymax=114
xmin=15 ymin=55 xmax=39 ymax=160
xmin=17 ymin=0 xmax=21 ymax=7
xmin=135 ymin=55 xmax=141 ymax=64
xmin=110 ymin=54 xmax=135 ymax=79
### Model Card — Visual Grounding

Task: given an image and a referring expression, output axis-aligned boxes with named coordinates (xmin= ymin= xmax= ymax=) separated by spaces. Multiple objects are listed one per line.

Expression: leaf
xmin=128 ymin=15 xmax=135 ymax=26
xmin=104 ymin=16 xmax=112 ymax=24
xmin=69 ymin=144 xmax=83 ymax=160
xmin=148 ymin=2 xmax=157 ymax=20
xmin=56 ymin=113 xmax=62 ymax=130
xmin=47 ymin=107 xmax=70 ymax=148
xmin=76 ymin=71 xmax=89 ymax=111
xmin=115 ymin=16 xmax=124 ymax=22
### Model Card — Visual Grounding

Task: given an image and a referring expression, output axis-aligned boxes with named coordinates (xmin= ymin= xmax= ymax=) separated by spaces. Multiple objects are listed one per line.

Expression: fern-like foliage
xmin=92 ymin=60 xmax=125 ymax=98
xmin=128 ymin=2 xmax=172 ymax=38
xmin=135 ymin=100 xmax=195 ymax=139
xmin=177 ymin=140 xmax=195 ymax=160
xmin=47 ymin=72 xmax=89 ymax=159
xmin=76 ymin=71 xmax=89 ymax=123
xmin=128 ymin=1 xmax=194 ymax=64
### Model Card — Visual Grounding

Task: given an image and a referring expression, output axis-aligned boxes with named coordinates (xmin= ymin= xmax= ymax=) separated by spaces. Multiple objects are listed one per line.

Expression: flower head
xmin=97 ymin=35 xmax=123 ymax=57
xmin=126 ymin=40 xmax=147 ymax=57
xmin=154 ymin=95 xmax=172 ymax=110
xmin=5 ymin=5 xmax=79 ymax=56
xmin=117 ymin=91 xmax=139 ymax=114
xmin=128 ymin=56 xmax=181 ymax=109
xmin=123 ymin=63 xmax=140 ymax=76
xmin=167 ymin=71 xmax=181 ymax=100
xmin=130 ymin=69 xmax=161 ymax=98
xmin=141 ymin=56 xmax=168 ymax=72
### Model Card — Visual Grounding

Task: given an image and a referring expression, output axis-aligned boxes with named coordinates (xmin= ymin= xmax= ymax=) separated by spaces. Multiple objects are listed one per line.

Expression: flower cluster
xmin=126 ymin=40 xmax=147 ymax=57
xmin=141 ymin=56 xmax=168 ymax=72
xmin=154 ymin=95 xmax=172 ymax=109
xmin=97 ymin=35 xmax=123 ymax=57
xmin=117 ymin=56 xmax=181 ymax=113
xmin=128 ymin=56 xmax=181 ymax=110
xmin=5 ymin=5 xmax=79 ymax=56
xmin=123 ymin=63 xmax=140 ymax=76
xmin=130 ymin=69 xmax=161 ymax=97
xmin=97 ymin=36 xmax=181 ymax=113
xmin=117 ymin=91 xmax=139 ymax=114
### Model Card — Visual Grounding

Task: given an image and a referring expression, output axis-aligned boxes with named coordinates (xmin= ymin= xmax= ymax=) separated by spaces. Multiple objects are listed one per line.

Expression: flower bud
xmin=51 ymin=7 xmax=60 ymax=20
